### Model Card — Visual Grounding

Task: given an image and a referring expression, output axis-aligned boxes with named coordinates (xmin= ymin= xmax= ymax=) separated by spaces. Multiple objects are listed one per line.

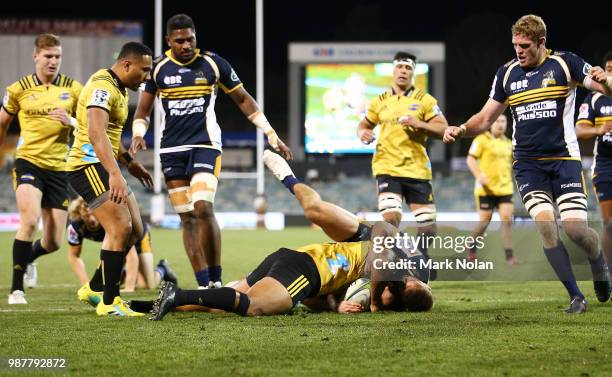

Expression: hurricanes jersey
xmin=296 ymin=241 xmax=370 ymax=296
xmin=67 ymin=69 xmax=129 ymax=171
xmin=143 ymin=49 xmax=243 ymax=153
xmin=468 ymin=131 xmax=513 ymax=196
xmin=2 ymin=73 xmax=82 ymax=171
xmin=490 ymin=50 xmax=593 ymax=160
xmin=366 ymin=88 xmax=443 ymax=180
xmin=577 ymin=92 xmax=612 ymax=181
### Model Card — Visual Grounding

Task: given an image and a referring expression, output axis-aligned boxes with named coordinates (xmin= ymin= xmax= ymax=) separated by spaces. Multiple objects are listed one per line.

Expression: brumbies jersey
xmin=577 ymin=92 xmax=612 ymax=181
xmin=296 ymin=241 xmax=369 ymax=296
xmin=144 ymin=49 xmax=243 ymax=153
xmin=490 ymin=50 xmax=593 ymax=160
xmin=66 ymin=219 xmax=105 ymax=245
xmin=2 ymin=73 xmax=82 ymax=171
xmin=67 ymin=69 xmax=129 ymax=171
xmin=366 ymin=88 xmax=442 ymax=180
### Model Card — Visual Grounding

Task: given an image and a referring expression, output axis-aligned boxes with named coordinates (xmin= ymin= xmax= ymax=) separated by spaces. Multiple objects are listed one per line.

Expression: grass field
xmin=1 ymin=227 xmax=611 ymax=377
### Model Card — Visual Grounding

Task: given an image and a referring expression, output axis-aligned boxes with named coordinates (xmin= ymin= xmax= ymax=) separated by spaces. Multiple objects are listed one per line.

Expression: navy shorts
xmin=594 ymin=181 xmax=612 ymax=202
xmin=160 ymin=148 xmax=221 ymax=181
xmin=514 ymin=159 xmax=585 ymax=202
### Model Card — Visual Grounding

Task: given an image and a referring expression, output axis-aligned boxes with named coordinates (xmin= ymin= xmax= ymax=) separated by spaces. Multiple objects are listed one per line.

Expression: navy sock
xmin=543 ymin=242 xmax=583 ymax=299
xmin=281 ymin=176 xmax=299 ymax=195
xmin=28 ymin=239 xmax=49 ymax=263
xmin=11 ymin=239 xmax=32 ymax=292
xmin=195 ymin=268 xmax=210 ymax=287
xmin=209 ymin=265 xmax=222 ymax=283
xmin=588 ymin=252 xmax=608 ymax=281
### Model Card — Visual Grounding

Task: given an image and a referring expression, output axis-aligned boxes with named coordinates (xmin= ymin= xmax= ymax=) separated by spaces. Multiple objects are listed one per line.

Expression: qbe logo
xmin=163 ymin=75 xmax=182 ymax=85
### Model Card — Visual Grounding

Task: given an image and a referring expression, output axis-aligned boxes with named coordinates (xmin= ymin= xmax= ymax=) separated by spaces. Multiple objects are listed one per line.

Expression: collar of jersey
xmin=532 ymin=49 xmax=552 ymax=69
xmin=106 ymin=69 xmax=126 ymax=92
xmin=165 ymin=48 xmax=201 ymax=66
xmin=391 ymin=86 xmax=414 ymax=97
xmin=32 ymin=73 xmax=62 ymax=86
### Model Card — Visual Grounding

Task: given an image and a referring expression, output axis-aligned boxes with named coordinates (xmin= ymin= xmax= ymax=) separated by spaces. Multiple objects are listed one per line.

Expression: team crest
xmin=541 ymin=71 xmax=556 ymax=87
xmin=59 ymin=92 xmax=70 ymax=101
xmin=407 ymin=104 xmax=419 ymax=111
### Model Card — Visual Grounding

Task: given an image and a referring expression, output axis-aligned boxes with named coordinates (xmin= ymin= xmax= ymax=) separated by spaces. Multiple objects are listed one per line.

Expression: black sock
xmin=504 ymin=248 xmax=513 ymax=259
xmin=588 ymin=252 xmax=608 ymax=281
xmin=11 ymin=239 xmax=32 ymax=292
xmin=129 ymin=300 xmax=154 ymax=313
xmin=28 ymin=239 xmax=49 ymax=263
xmin=101 ymin=249 xmax=125 ymax=305
xmin=175 ymin=287 xmax=239 ymax=312
xmin=89 ymin=262 xmax=104 ymax=291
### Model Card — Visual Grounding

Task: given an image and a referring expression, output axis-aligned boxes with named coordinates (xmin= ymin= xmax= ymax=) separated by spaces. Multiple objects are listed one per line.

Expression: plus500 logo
xmin=168 ymin=98 xmax=205 ymax=116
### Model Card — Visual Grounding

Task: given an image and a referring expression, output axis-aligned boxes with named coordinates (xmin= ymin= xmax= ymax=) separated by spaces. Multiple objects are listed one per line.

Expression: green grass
xmin=1 ymin=228 xmax=611 ymax=377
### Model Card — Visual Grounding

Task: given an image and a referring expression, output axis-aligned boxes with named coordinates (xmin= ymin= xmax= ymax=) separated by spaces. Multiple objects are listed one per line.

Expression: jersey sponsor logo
xmin=407 ymin=104 xmax=419 ymax=111
xmin=599 ymin=105 xmax=612 ymax=115
xmin=163 ymin=75 xmax=182 ymax=85
xmin=525 ymin=70 xmax=539 ymax=77
xmin=89 ymin=89 xmax=110 ymax=107
xmin=515 ymin=100 xmax=557 ymax=122
xmin=519 ymin=183 xmax=529 ymax=192
xmin=230 ymin=69 xmax=239 ymax=82
xmin=541 ymin=71 xmax=556 ymax=87
xmin=578 ymin=104 xmax=589 ymax=119
xmin=326 ymin=253 xmax=349 ymax=276
xmin=168 ymin=98 xmax=205 ymax=116
xmin=59 ymin=92 xmax=70 ymax=101
xmin=80 ymin=143 xmax=99 ymax=162
xmin=603 ymin=134 xmax=612 ymax=142
xmin=178 ymin=68 xmax=191 ymax=73
xmin=510 ymin=79 xmax=529 ymax=91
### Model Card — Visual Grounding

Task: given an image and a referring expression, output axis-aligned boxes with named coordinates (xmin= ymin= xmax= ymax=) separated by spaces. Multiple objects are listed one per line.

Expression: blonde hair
xmin=34 ymin=33 xmax=61 ymax=52
xmin=68 ymin=197 xmax=87 ymax=221
xmin=511 ymin=15 xmax=546 ymax=43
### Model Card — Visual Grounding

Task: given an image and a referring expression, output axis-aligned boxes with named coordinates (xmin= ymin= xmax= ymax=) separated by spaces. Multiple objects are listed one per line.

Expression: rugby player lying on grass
xmin=143 ymin=151 xmax=432 ymax=319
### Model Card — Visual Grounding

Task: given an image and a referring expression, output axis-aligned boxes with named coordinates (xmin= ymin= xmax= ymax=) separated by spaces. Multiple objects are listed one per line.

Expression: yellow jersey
xmin=296 ymin=241 xmax=369 ymax=296
xmin=366 ymin=88 xmax=442 ymax=180
xmin=2 ymin=74 xmax=82 ymax=171
xmin=468 ymin=131 xmax=513 ymax=196
xmin=67 ymin=69 xmax=129 ymax=171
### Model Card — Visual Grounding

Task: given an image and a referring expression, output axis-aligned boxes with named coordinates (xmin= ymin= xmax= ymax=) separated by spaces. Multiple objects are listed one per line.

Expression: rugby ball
xmin=344 ymin=278 xmax=371 ymax=308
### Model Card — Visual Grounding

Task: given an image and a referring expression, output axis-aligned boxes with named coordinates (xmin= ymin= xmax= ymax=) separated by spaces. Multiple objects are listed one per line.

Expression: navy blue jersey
xmin=577 ymin=92 xmax=612 ymax=181
xmin=490 ymin=50 xmax=592 ymax=160
xmin=144 ymin=49 xmax=243 ymax=152
xmin=67 ymin=221 xmax=150 ymax=247
xmin=67 ymin=220 xmax=105 ymax=246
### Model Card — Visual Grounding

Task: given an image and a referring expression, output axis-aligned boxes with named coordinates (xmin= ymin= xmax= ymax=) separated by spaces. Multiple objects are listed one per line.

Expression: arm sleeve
xmin=2 ymin=82 xmax=22 ymax=115
xmin=213 ymin=54 xmax=243 ymax=94
xmin=421 ymin=94 xmax=444 ymax=122
xmin=365 ymin=96 xmax=381 ymax=125
xmin=576 ymin=93 xmax=596 ymax=125
xmin=489 ymin=66 xmax=507 ymax=103
xmin=67 ymin=223 xmax=83 ymax=246
xmin=561 ymin=51 xmax=591 ymax=85
xmin=468 ymin=136 xmax=484 ymax=158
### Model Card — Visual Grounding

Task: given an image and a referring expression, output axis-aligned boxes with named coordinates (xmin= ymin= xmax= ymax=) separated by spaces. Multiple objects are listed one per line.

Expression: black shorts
xmin=246 ymin=248 xmax=321 ymax=307
xmin=68 ymin=163 xmax=131 ymax=209
xmin=476 ymin=194 xmax=513 ymax=211
xmin=376 ymin=175 xmax=435 ymax=205
xmin=13 ymin=158 xmax=68 ymax=210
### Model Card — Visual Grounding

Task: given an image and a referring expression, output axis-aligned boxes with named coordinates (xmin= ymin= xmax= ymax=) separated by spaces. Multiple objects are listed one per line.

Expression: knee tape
xmin=168 ymin=186 xmax=194 ymax=213
xmin=557 ymin=192 xmax=588 ymax=220
xmin=378 ymin=192 xmax=402 ymax=215
xmin=522 ymin=190 xmax=554 ymax=218
xmin=190 ymin=173 xmax=218 ymax=204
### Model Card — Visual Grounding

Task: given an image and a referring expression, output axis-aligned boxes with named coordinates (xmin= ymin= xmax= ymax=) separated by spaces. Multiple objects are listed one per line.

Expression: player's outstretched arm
xmin=129 ymin=90 xmax=155 ymax=155
xmin=443 ymin=99 xmax=507 ymax=143
xmin=228 ymin=87 xmax=293 ymax=160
